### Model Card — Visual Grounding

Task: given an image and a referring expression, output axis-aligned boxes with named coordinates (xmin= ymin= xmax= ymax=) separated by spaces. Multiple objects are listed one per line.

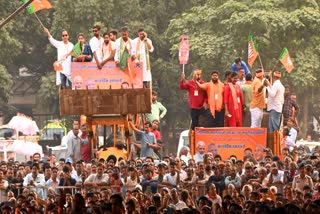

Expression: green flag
xmin=71 ymin=42 xmax=82 ymax=58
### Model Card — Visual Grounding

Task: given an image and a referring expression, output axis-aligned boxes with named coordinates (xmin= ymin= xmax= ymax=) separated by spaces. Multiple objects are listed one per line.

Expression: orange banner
xmin=72 ymin=62 xmax=143 ymax=90
xmin=194 ymin=127 xmax=267 ymax=160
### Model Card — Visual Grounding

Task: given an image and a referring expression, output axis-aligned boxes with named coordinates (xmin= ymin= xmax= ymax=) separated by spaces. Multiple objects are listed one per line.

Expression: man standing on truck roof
xmin=196 ymin=70 xmax=225 ymax=128
xmin=180 ymin=69 xmax=207 ymax=130
xmin=44 ymin=28 xmax=74 ymax=88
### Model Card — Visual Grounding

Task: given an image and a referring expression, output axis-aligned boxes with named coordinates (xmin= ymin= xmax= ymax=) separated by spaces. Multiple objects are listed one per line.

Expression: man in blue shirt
xmin=129 ymin=121 xmax=159 ymax=158
xmin=231 ymin=57 xmax=250 ymax=75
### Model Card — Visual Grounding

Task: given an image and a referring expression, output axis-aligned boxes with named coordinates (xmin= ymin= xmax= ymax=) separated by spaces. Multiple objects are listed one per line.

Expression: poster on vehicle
xmin=72 ymin=62 xmax=143 ymax=90
xmin=194 ymin=127 xmax=267 ymax=160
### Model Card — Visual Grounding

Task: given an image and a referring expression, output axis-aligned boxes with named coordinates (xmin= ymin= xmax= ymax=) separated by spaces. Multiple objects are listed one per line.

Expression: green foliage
xmin=37 ymin=72 xmax=59 ymax=113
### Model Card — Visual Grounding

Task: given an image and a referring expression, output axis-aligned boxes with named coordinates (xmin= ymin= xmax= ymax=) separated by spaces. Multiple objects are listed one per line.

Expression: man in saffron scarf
xmin=196 ymin=71 xmax=224 ymax=127
xmin=250 ymin=68 xmax=266 ymax=128
xmin=132 ymin=28 xmax=154 ymax=88
xmin=224 ymin=72 xmax=245 ymax=127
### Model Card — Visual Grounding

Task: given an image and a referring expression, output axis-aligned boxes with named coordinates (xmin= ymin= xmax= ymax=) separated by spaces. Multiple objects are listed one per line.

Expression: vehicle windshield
xmin=41 ymin=128 xmax=65 ymax=140
xmin=0 ymin=128 xmax=14 ymax=139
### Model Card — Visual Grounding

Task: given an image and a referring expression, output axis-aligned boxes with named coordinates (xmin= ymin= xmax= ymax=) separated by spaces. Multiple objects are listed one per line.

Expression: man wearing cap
xmin=292 ymin=163 xmax=313 ymax=192
xmin=250 ymin=68 xmax=266 ymax=128
xmin=265 ymin=71 xmax=285 ymax=132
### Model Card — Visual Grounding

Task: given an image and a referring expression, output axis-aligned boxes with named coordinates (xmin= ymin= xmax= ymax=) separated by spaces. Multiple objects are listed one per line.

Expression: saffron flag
xmin=279 ymin=48 xmax=294 ymax=73
xmin=22 ymin=0 xmax=52 ymax=14
xmin=248 ymin=33 xmax=259 ymax=68
xmin=71 ymin=42 xmax=82 ymax=58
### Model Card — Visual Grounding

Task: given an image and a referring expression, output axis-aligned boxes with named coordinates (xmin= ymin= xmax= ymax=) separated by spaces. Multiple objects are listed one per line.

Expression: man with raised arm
xmin=44 ymin=28 xmax=74 ymax=88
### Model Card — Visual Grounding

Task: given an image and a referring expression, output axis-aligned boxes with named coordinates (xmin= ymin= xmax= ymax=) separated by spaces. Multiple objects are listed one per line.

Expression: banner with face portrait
xmin=71 ymin=62 xmax=143 ymax=90
xmin=194 ymin=127 xmax=267 ymax=160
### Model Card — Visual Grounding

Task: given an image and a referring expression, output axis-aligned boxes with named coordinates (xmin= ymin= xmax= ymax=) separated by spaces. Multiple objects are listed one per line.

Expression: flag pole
xmin=258 ymin=55 xmax=264 ymax=71
xmin=0 ymin=0 xmax=34 ymax=29
xmin=182 ymin=64 xmax=185 ymax=74
xmin=33 ymin=12 xmax=46 ymax=29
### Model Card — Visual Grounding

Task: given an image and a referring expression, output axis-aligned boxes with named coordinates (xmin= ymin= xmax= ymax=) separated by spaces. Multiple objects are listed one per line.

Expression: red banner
xmin=194 ymin=127 xmax=267 ymax=160
xmin=71 ymin=62 xmax=143 ymax=90
xmin=179 ymin=35 xmax=190 ymax=64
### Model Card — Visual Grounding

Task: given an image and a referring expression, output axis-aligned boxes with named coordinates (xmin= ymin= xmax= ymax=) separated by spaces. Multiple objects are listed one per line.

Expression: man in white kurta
xmin=114 ymin=27 xmax=133 ymax=68
xmin=89 ymin=25 xmax=104 ymax=68
xmin=45 ymin=28 xmax=74 ymax=87
xmin=132 ymin=28 xmax=154 ymax=88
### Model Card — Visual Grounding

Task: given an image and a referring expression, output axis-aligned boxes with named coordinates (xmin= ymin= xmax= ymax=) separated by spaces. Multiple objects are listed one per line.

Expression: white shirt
xmin=123 ymin=176 xmax=139 ymax=191
xmin=267 ymin=170 xmax=284 ymax=183
xmin=194 ymin=153 xmax=204 ymax=164
xmin=132 ymin=37 xmax=154 ymax=81
xmin=102 ymin=41 xmax=116 ymax=61
xmin=89 ymin=36 xmax=104 ymax=62
xmin=163 ymin=173 xmax=178 ymax=185
xmin=236 ymin=78 xmax=246 ymax=86
xmin=49 ymin=37 xmax=74 ymax=85
xmin=114 ymin=37 xmax=133 ymax=62
xmin=23 ymin=173 xmax=46 ymax=199
xmin=266 ymin=80 xmax=285 ymax=113
xmin=84 ymin=173 xmax=109 ymax=184
xmin=289 ymin=128 xmax=297 ymax=142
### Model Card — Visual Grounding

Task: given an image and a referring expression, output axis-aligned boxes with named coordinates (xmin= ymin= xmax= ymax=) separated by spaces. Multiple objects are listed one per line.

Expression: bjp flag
xmin=248 ymin=33 xmax=259 ymax=68
xmin=22 ymin=0 xmax=52 ymax=14
xmin=279 ymin=48 xmax=294 ymax=73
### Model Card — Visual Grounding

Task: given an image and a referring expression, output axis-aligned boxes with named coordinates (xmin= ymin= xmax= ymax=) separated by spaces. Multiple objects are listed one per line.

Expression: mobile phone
xmin=260 ymin=188 xmax=268 ymax=193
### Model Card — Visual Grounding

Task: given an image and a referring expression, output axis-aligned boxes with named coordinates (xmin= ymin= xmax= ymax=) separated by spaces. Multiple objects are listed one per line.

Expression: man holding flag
xmin=45 ymin=28 xmax=74 ymax=88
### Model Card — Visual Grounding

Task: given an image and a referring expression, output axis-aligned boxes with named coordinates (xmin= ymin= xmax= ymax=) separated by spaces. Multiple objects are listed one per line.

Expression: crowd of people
xmin=0 ymin=142 xmax=319 ymax=213
xmin=1 ymin=22 xmax=318 ymax=213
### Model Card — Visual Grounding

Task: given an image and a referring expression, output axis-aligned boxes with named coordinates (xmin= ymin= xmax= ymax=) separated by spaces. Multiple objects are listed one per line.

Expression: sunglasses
xmin=62 ymin=34 xmax=68 ymax=37
xmin=92 ymin=30 xmax=98 ymax=32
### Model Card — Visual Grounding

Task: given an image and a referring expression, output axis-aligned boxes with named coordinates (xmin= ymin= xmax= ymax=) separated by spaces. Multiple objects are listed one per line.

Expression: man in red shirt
xmin=151 ymin=119 xmax=161 ymax=140
xmin=180 ymin=69 xmax=207 ymax=129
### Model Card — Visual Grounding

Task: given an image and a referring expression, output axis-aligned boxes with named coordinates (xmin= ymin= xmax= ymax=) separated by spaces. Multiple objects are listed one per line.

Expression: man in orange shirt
xmin=250 ymin=68 xmax=266 ymax=128
xmin=196 ymin=71 xmax=224 ymax=127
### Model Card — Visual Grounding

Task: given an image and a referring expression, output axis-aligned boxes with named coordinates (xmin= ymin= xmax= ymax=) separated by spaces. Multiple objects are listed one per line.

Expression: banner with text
xmin=72 ymin=62 xmax=143 ymax=90
xmin=194 ymin=127 xmax=267 ymax=160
